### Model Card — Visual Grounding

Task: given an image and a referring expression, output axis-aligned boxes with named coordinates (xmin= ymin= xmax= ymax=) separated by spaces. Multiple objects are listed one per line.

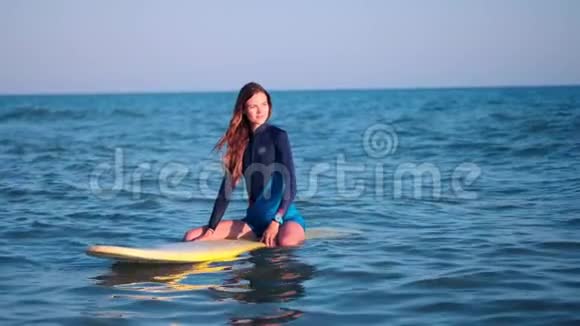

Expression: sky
xmin=0 ymin=0 xmax=579 ymax=94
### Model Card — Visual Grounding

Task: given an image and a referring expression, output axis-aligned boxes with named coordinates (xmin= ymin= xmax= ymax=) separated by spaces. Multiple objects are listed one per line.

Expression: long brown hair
xmin=214 ymin=82 xmax=272 ymax=185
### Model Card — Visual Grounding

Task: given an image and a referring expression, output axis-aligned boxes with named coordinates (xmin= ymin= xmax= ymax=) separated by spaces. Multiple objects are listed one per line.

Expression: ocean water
xmin=1 ymin=86 xmax=579 ymax=325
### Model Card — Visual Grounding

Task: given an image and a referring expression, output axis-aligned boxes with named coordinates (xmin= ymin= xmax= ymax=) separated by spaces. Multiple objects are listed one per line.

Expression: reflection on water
xmin=215 ymin=248 xmax=315 ymax=303
xmin=221 ymin=249 xmax=314 ymax=325
xmin=94 ymin=261 xmax=228 ymax=294
xmin=229 ymin=308 xmax=304 ymax=325
xmin=93 ymin=248 xmax=315 ymax=323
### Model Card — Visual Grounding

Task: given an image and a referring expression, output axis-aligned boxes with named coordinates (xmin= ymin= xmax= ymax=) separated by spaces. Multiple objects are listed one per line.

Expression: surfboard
xmin=86 ymin=227 xmax=351 ymax=264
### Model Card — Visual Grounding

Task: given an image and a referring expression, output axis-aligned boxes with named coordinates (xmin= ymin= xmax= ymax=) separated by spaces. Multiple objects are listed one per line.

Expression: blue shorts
xmin=242 ymin=203 xmax=306 ymax=238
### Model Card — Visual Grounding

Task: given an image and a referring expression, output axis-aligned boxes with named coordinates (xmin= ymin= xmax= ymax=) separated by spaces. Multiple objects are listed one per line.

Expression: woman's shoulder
xmin=264 ymin=123 xmax=291 ymax=145
xmin=263 ymin=123 xmax=289 ymax=137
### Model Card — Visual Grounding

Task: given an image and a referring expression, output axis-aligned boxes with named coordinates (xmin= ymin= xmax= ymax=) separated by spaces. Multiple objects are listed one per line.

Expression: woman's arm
xmin=207 ymin=173 xmax=234 ymax=230
xmin=274 ymin=130 xmax=297 ymax=219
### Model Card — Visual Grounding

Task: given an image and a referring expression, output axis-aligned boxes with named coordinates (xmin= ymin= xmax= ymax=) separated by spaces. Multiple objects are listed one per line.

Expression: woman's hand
xmin=183 ymin=228 xmax=214 ymax=242
xmin=261 ymin=221 xmax=280 ymax=247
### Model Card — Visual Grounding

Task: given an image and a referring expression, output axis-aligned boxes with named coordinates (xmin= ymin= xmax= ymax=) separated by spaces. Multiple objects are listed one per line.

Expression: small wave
xmin=0 ymin=254 xmax=40 ymax=267
xmin=521 ymin=119 xmax=558 ymax=134
xmin=0 ymin=186 xmax=59 ymax=199
xmin=486 ymin=298 xmax=580 ymax=313
xmin=0 ymin=106 xmax=147 ymax=124
xmin=410 ymin=301 xmax=468 ymax=313
xmin=480 ymin=314 xmax=525 ymax=324
xmin=537 ymin=241 xmax=580 ymax=251
xmin=573 ymin=116 xmax=580 ymax=129
xmin=403 ymin=275 xmax=487 ymax=290
xmin=110 ymin=108 xmax=146 ymax=118
xmin=544 ymin=267 xmax=580 ymax=276
xmin=482 ymin=246 xmax=545 ymax=258
xmin=489 ymin=112 xmax=515 ymax=121
xmin=486 ymin=99 xmax=505 ymax=105
xmin=0 ymin=106 xmax=87 ymax=122
xmin=512 ymin=146 xmax=553 ymax=158
xmin=29 ymin=153 xmax=60 ymax=163
xmin=564 ymin=218 xmax=580 ymax=226
xmin=115 ymin=198 xmax=162 ymax=210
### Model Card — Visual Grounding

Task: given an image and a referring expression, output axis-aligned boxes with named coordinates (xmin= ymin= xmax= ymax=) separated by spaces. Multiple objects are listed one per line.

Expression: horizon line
xmin=1 ymin=82 xmax=579 ymax=97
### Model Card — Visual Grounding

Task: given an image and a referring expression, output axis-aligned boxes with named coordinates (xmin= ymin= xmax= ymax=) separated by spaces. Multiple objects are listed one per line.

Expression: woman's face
xmin=245 ymin=92 xmax=270 ymax=127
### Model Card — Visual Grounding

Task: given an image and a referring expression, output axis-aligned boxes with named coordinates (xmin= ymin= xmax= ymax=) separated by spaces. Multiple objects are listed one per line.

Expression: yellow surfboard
xmin=86 ymin=227 xmax=350 ymax=264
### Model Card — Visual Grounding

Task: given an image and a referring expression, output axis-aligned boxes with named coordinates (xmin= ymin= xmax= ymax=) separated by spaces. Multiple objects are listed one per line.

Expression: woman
xmin=183 ymin=82 xmax=306 ymax=247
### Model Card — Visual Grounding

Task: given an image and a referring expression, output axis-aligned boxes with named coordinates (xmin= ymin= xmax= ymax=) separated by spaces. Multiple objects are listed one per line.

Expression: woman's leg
xmin=277 ymin=221 xmax=305 ymax=247
xmin=183 ymin=220 xmax=257 ymax=241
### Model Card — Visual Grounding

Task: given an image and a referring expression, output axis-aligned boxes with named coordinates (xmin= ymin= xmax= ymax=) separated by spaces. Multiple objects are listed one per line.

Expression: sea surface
xmin=1 ymin=86 xmax=579 ymax=325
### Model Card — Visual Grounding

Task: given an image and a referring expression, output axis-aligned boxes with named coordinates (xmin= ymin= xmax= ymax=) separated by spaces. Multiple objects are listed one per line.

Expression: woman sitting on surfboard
xmin=183 ymin=82 xmax=306 ymax=247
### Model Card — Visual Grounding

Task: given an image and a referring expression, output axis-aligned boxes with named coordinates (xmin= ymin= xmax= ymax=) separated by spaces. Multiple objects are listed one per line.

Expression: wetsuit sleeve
xmin=275 ymin=131 xmax=297 ymax=217
xmin=207 ymin=173 xmax=234 ymax=230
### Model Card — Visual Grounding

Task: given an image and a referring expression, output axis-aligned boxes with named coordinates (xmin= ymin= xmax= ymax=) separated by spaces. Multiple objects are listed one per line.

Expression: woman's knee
xmin=278 ymin=236 xmax=302 ymax=247
xmin=277 ymin=221 xmax=305 ymax=247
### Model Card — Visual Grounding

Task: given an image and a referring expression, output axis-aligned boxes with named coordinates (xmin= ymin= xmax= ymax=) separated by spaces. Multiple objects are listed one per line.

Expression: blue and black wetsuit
xmin=207 ymin=123 xmax=305 ymax=237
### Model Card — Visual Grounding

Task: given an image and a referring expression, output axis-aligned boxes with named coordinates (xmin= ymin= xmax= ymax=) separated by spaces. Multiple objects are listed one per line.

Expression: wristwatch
xmin=274 ymin=213 xmax=283 ymax=224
